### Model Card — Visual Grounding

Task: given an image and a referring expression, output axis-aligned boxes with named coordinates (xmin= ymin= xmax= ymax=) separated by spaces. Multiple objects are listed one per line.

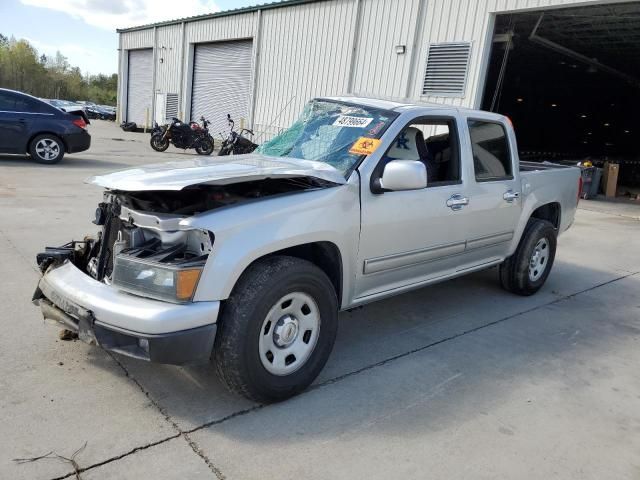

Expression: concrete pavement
xmin=1 ymin=121 xmax=638 ymax=479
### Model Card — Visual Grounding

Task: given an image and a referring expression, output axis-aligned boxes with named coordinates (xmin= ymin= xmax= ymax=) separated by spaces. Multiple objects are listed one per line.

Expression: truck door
xmin=354 ymin=114 xmax=474 ymax=300
xmin=460 ymin=118 xmax=522 ymax=265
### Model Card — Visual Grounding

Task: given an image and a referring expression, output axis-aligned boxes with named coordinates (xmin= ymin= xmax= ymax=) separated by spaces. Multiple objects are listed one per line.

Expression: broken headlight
xmin=112 ymin=255 xmax=204 ymax=303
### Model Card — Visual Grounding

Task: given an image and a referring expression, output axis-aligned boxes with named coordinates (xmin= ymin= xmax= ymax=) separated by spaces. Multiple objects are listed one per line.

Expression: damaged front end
xmin=33 ymin=174 xmax=337 ymax=364
xmin=32 ymin=188 xmax=219 ymax=364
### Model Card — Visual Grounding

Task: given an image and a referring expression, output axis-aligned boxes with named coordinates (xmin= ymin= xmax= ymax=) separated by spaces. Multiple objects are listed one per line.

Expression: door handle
xmin=503 ymin=190 xmax=520 ymax=202
xmin=446 ymin=194 xmax=469 ymax=211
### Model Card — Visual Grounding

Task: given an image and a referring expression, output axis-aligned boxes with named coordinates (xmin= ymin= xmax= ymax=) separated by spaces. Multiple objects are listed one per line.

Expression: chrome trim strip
xmin=352 ymin=258 xmax=504 ymax=306
xmin=363 ymin=241 xmax=466 ymax=275
xmin=466 ymin=231 xmax=513 ymax=250
xmin=363 ymin=231 xmax=514 ymax=275
xmin=0 ymin=110 xmax=55 ymax=116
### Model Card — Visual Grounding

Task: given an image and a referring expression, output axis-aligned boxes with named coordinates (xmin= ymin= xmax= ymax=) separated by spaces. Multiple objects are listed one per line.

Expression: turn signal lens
xmin=176 ymin=269 xmax=202 ymax=301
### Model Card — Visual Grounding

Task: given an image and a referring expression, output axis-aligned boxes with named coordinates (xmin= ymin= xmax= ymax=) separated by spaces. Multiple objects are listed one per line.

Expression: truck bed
xmin=520 ymin=160 xmax=576 ymax=172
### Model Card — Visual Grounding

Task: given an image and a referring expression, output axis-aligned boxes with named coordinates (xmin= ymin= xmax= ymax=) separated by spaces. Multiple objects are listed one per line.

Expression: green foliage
xmin=0 ymin=35 xmax=117 ymax=105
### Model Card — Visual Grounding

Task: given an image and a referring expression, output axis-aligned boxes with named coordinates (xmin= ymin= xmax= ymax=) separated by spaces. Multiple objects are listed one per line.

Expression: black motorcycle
xmin=150 ymin=116 xmax=215 ymax=155
xmin=218 ymin=114 xmax=258 ymax=156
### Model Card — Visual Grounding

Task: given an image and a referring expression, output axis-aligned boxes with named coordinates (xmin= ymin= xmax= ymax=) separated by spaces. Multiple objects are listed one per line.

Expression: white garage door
xmin=191 ymin=40 xmax=253 ymax=135
xmin=127 ymin=49 xmax=153 ymax=126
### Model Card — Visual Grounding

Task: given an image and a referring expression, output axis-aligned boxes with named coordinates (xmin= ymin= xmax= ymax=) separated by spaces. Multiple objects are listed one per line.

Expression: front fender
xmin=182 ymin=180 xmax=361 ymax=304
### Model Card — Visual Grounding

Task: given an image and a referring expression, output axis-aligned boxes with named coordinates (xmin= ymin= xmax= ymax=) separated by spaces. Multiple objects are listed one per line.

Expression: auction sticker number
xmin=333 ymin=115 xmax=373 ymax=128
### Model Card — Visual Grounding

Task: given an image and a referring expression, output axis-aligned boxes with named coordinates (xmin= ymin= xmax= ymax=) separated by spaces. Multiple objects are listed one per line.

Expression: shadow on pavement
xmin=86 ymin=259 xmax=638 ymax=435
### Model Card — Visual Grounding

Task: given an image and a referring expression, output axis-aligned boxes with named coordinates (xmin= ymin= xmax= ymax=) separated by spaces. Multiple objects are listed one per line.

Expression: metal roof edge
xmin=116 ymin=0 xmax=329 ymax=33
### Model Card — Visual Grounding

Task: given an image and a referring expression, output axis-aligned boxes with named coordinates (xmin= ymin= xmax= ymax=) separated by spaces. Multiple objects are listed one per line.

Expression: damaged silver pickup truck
xmin=34 ymin=97 xmax=582 ymax=402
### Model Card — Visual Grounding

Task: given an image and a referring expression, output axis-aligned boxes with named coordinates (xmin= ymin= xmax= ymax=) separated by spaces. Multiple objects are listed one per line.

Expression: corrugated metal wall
xmin=121 ymin=29 xmax=154 ymax=50
xmin=413 ymin=0 xmax=608 ymax=107
xmin=252 ymin=0 xmax=358 ymax=140
xmin=118 ymin=0 xmax=615 ymax=135
xmin=184 ymin=12 xmax=257 ymax=43
xmin=350 ymin=0 xmax=422 ymax=98
xmin=155 ymin=24 xmax=183 ymax=95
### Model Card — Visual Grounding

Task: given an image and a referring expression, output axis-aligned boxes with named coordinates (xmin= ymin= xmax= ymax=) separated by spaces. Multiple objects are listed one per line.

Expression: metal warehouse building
xmin=117 ymin=0 xmax=640 ymax=183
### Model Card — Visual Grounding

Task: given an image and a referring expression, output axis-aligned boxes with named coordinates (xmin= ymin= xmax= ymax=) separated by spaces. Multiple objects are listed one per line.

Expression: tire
xmin=214 ymin=256 xmax=338 ymax=403
xmin=29 ymin=134 xmax=65 ymax=164
xmin=218 ymin=140 xmax=231 ymax=156
xmin=499 ymin=219 xmax=557 ymax=296
xmin=195 ymin=137 xmax=214 ymax=155
xmin=150 ymin=134 xmax=169 ymax=152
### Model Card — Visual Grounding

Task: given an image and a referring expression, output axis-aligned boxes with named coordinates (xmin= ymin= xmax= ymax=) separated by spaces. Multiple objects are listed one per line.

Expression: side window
xmin=467 ymin=120 xmax=512 ymax=181
xmin=382 ymin=118 xmax=461 ymax=186
xmin=0 ymin=93 xmax=44 ymax=113
xmin=14 ymin=97 xmax=33 ymax=112
xmin=0 ymin=92 xmax=17 ymax=111
xmin=15 ymin=96 xmax=45 ymax=113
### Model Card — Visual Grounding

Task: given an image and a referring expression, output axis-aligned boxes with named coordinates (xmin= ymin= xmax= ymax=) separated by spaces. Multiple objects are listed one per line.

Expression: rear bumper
xmin=63 ymin=130 xmax=91 ymax=153
xmin=35 ymin=262 xmax=220 ymax=365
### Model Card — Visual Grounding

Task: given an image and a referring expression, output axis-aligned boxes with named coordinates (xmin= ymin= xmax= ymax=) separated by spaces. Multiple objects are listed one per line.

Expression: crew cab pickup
xmin=33 ymin=97 xmax=581 ymax=402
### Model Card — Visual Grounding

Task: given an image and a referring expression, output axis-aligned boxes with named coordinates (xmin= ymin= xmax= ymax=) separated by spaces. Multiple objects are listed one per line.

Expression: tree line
xmin=0 ymin=33 xmax=117 ymax=106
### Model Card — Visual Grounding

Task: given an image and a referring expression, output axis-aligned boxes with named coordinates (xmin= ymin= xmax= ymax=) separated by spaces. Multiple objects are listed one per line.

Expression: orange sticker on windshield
xmin=349 ymin=137 xmax=382 ymax=156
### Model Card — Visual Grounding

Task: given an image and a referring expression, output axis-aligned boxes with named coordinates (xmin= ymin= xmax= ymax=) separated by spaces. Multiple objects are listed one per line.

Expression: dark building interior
xmin=482 ymin=2 xmax=640 ymax=186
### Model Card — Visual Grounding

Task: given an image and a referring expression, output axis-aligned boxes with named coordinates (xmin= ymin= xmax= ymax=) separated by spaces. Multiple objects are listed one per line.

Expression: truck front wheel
xmin=213 ymin=256 xmax=338 ymax=403
xmin=499 ymin=219 xmax=557 ymax=296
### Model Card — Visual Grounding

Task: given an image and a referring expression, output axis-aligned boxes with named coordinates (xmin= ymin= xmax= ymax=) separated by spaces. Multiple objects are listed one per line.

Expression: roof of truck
xmin=320 ymin=95 xmax=460 ymax=112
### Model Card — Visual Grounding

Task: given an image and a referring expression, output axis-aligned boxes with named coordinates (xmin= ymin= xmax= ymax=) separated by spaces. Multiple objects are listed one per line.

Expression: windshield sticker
xmin=368 ymin=121 xmax=386 ymax=136
xmin=333 ymin=115 xmax=373 ymax=128
xmin=349 ymin=137 xmax=382 ymax=156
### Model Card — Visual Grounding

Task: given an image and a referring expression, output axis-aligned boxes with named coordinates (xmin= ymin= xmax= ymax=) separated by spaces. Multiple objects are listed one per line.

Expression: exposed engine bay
xmin=36 ymin=176 xmax=335 ymax=290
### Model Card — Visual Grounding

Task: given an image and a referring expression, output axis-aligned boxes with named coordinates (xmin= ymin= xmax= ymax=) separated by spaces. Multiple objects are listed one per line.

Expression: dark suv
xmin=0 ymin=88 xmax=91 ymax=164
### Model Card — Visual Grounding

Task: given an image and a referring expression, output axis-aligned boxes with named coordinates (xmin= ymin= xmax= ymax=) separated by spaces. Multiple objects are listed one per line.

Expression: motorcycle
xmin=150 ymin=116 xmax=215 ymax=155
xmin=218 ymin=114 xmax=258 ymax=156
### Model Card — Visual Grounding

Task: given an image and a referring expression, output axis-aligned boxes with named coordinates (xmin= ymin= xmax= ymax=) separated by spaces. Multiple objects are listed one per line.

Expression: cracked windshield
xmin=257 ymin=99 xmax=398 ymax=176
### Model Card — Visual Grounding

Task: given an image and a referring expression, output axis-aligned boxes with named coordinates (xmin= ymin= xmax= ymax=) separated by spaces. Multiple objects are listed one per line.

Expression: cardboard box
xmin=601 ymin=162 xmax=619 ymax=198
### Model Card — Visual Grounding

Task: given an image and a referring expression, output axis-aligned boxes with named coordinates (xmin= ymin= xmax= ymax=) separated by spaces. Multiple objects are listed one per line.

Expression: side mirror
xmin=378 ymin=160 xmax=427 ymax=192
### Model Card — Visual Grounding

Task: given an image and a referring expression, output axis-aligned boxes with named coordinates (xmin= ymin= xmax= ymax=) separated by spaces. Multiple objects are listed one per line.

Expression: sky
xmin=0 ymin=0 xmax=259 ymax=75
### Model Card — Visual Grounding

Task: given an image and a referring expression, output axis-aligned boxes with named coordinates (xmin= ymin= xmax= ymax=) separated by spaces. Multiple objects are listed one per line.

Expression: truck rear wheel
xmin=499 ymin=219 xmax=557 ymax=296
xmin=213 ymin=256 xmax=338 ymax=403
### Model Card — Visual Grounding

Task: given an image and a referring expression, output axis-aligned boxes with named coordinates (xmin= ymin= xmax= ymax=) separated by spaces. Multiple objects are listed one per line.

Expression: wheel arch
xmin=27 ymin=131 xmax=68 ymax=153
xmin=530 ymin=202 xmax=561 ymax=229
xmin=237 ymin=241 xmax=344 ymax=307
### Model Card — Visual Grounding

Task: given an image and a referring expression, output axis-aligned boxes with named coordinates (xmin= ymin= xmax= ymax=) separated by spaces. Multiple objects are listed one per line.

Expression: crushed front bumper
xmin=34 ymin=262 xmax=220 ymax=365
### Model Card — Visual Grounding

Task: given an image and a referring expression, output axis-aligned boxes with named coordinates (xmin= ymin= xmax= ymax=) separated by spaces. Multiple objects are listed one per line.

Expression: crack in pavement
xmin=46 ymin=269 xmax=639 ymax=480
xmin=307 ymin=270 xmax=640 ymax=393
xmin=48 ymin=433 xmax=182 ymax=480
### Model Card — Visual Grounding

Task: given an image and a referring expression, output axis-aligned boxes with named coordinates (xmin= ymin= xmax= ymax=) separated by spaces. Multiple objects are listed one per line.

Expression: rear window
xmin=467 ymin=120 xmax=512 ymax=181
xmin=0 ymin=92 xmax=51 ymax=113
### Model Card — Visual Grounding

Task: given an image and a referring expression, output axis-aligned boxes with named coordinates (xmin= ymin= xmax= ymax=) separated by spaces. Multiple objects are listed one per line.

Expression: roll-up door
xmin=127 ymin=49 xmax=153 ymax=126
xmin=191 ymin=40 xmax=253 ymax=135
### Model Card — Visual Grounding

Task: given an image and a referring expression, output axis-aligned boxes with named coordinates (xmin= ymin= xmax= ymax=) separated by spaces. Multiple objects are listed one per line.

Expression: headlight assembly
xmin=112 ymin=255 xmax=204 ymax=303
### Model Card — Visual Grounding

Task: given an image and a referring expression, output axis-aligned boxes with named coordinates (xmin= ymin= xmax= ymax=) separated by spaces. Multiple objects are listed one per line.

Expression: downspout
xmin=150 ymin=25 xmax=158 ymax=131
xmin=116 ymin=32 xmax=123 ymax=123
xmin=178 ymin=21 xmax=186 ymax=119
xmin=404 ymin=0 xmax=428 ymax=99
xmin=249 ymin=8 xmax=263 ymax=131
xmin=346 ymin=0 xmax=363 ymax=94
